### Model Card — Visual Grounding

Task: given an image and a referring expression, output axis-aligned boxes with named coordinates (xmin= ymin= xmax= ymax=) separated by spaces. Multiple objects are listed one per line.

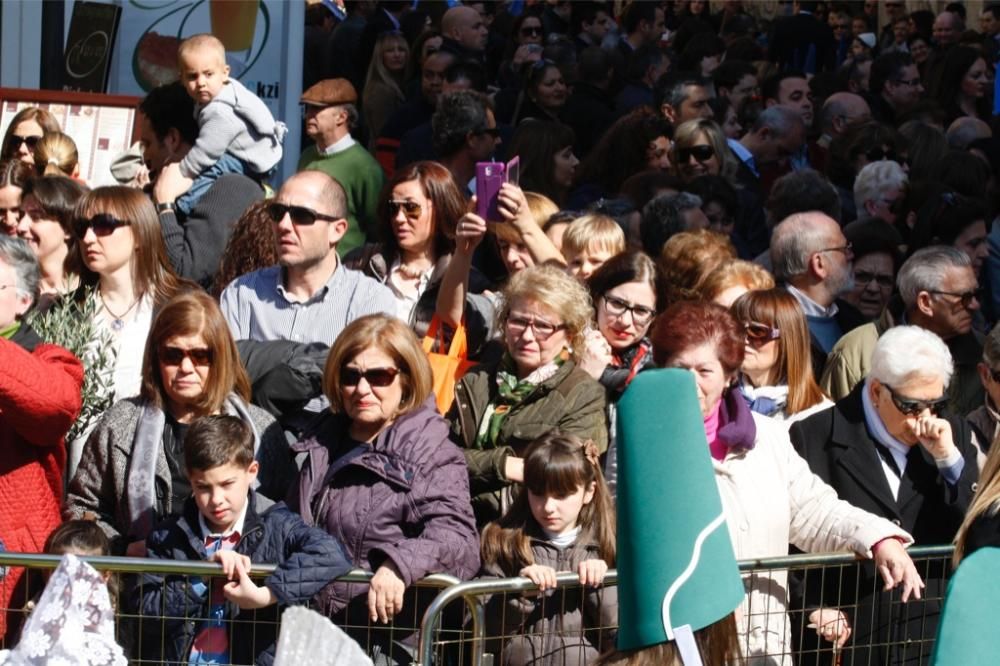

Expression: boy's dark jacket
xmin=132 ymin=492 xmax=351 ymax=665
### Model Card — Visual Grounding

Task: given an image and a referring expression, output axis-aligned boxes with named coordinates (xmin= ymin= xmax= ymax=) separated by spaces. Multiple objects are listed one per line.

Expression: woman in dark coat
xmin=290 ymin=314 xmax=479 ymax=662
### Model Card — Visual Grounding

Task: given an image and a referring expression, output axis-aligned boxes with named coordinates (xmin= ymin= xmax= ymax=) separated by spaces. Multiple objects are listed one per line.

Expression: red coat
xmin=0 ymin=328 xmax=83 ymax=636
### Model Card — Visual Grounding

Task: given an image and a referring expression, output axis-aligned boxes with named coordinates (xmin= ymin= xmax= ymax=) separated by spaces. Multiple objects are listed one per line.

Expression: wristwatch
xmin=155 ymin=201 xmax=176 ymax=214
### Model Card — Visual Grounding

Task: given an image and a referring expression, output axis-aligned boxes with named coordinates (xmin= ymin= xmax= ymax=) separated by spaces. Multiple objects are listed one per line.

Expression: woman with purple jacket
xmin=289 ymin=314 xmax=480 ymax=663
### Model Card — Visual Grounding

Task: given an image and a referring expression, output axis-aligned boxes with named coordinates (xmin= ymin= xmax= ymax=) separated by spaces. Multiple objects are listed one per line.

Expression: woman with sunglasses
xmin=0 ymin=107 xmax=60 ymax=164
xmin=498 ymin=13 xmax=545 ymax=89
xmin=731 ymin=289 xmax=832 ymax=425
xmin=0 ymin=159 xmax=34 ymax=235
xmin=290 ymin=314 xmax=478 ymax=658
xmin=74 ymin=186 xmax=190 ymax=402
xmin=578 ymin=252 xmax=658 ymax=496
xmin=652 ymin=300 xmax=923 ymax=663
xmin=14 ymin=176 xmax=88 ymax=312
xmin=449 ymin=264 xmax=607 ymax=527
xmin=790 ymin=325 xmax=980 ymax=665
xmin=66 ymin=291 xmax=293 ymax=556
xmin=670 ymin=119 xmax=739 ymax=186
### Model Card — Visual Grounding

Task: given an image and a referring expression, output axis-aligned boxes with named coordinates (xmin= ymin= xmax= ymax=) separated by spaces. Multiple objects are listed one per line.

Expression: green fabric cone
xmin=931 ymin=547 xmax=1000 ymax=665
xmin=615 ymin=369 xmax=744 ymax=651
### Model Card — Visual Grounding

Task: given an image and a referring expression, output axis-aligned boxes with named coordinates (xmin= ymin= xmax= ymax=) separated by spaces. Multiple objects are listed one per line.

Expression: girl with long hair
xmin=480 ymin=432 xmax=617 ymax=665
xmin=32 ymin=131 xmax=80 ymax=179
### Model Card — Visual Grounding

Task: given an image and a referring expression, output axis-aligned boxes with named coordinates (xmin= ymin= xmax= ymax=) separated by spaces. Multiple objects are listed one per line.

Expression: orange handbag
xmin=422 ymin=317 xmax=476 ymax=414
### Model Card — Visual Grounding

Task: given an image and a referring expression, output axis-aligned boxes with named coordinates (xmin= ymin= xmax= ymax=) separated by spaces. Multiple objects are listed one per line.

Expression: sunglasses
xmin=160 ymin=346 xmax=213 ymax=366
xmin=864 ymin=147 xmax=902 ymax=163
xmin=9 ymin=135 xmax=42 ymax=151
xmin=677 ymin=144 xmax=715 ymax=163
xmin=387 ymin=199 xmax=423 ymax=218
xmin=520 ymin=26 xmax=543 ymax=36
xmin=340 ymin=366 xmax=401 ymax=387
xmin=744 ymin=321 xmax=781 ymax=344
xmin=856 ymin=271 xmax=894 ymax=288
xmin=73 ymin=213 xmax=131 ymax=238
xmin=929 ymin=288 xmax=982 ymax=309
xmin=883 ymin=383 xmax=948 ymax=417
xmin=266 ymin=202 xmax=340 ymax=226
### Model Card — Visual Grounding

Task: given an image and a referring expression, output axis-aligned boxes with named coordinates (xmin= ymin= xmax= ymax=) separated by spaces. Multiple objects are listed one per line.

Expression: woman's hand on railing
xmin=369 ymin=560 xmax=406 ymax=624
xmin=873 ymin=537 xmax=925 ymax=601
xmin=577 ymin=559 xmax=608 ymax=588
xmin=808 ymin=607 xmax=851 ymax=648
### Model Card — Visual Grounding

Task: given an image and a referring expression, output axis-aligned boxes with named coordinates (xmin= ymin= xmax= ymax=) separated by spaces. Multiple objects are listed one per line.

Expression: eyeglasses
xmin=387 ymin=199 xmax=423 ymax=219
xmin=520 ymin=26 xmax=543 ymax=36
xmin=864 ymin=147 xmax=901 ymax=163
xmin=73 ymin=213 xmax=131 ymax=238
xmin=928 ymin=288 xmax=982 ymax=308
xmin=8 ymin=135 xmax=42 ymax=151
xmin=603 ymin=295 xmax=656 ymax=325
xmin=506 ymin=315 xmax=566 ymax=341
xmin=744 ymin=321 xmax=781 ymax=344
xmin=856 ymin=271 xmax=894 ymax=288
xmin=818 ymin=241 xmax=853 ymax=256
xmin=266 ymin=202 xmax=340 ymax=226
xmin=160 ymin=346 xmax=213 ymax=366
xmin=340 ymin=366 xmax=401 ymax=387
xmin=883 ymin=383 xmax=948 ymax=417
xmin=676 ymin=145 xmax=715 ymax=163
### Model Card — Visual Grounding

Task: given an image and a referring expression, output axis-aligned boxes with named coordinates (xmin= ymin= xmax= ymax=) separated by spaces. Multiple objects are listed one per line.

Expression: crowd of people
xmin=4 ymin=0 xmax=1000 ymax=663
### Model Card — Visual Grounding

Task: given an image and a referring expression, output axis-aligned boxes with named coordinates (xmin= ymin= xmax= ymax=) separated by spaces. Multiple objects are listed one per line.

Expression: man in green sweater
xmin=298 ymin=78 xmax=384 ymax=256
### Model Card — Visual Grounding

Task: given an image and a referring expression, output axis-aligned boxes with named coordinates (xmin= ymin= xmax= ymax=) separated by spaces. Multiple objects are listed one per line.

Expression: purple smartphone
xmin=476 ymin=161 xmax=505 ymax=221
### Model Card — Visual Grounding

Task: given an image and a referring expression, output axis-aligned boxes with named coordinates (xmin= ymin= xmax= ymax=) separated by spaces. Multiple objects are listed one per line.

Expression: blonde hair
xmin=658 ymin=229 xmax=737 ymax=307
xmin=364 ymin=31 xmax=410 ymax=103
xmin=955 ymin=442 xmax=1000 ymax=566
xmin=561 ymin=214 xmax=626 ymax=259
xmin=500 ymin=264 xmax=593 ymax=360
xmin=33 ymin=132 xmax=78 ymax=178
xmin=698 ymin=259 xmax=776 ymax=302
xmin=491 ymin=191 xmax=558 ymax=244
xmin=177 ymin=33 xmax=227 ymax=68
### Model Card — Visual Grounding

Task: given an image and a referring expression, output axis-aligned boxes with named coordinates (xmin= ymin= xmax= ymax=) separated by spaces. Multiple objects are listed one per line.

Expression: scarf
xmin=474 ymin=350 xmax=568 ymax=449
xmin=738 ymin=376 xmax=789 ymax=417
xmin=126 ymin=394 xmax=261 ymax=541
xmin=708 ymin=388 xmax=758 ymax=461
xmin=599 ymin=338 xmax=653 ymax=394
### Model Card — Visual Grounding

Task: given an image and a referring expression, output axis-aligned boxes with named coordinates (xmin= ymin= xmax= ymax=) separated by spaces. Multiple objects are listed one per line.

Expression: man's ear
xmin=328 ymin=216 xmax=349 ymax=247
xmin=660 ymin=103 xmax=676 ymax=123
xmin=764 ymin=97 xmax=778 ymax=109
xmin=915 ymin=290 xmax=935 ymax=318
xmin=164 ymin=127 xmax=183 ymax=154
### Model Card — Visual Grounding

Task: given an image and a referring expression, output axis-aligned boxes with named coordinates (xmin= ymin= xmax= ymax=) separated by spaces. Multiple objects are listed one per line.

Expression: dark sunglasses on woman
xmin=341 ymin=366 xmax=401 ymax=387
xmin=387 ymin=200 xmax=422 ymax=218
xmin=744 ymin=321 xmax=781 ymax=344
xmin=160 ymin=346 xmax=213 ymax=366
xmin=9 ymin=135 xmax=42 ymax=151
xmin=676 ymin=145 xmax=715 ymax=163
xmin=266 ymin=202 xmax=340 ymax=226
xmin=73 ymin=213 xmax=131 ymax=239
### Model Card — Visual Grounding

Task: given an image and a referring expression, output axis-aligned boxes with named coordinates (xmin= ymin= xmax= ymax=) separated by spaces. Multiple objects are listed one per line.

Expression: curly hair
xmin=211 ymin=201 xmax=279 ymax=297
xmin=576 ymin=108 xmax=674 ymax=197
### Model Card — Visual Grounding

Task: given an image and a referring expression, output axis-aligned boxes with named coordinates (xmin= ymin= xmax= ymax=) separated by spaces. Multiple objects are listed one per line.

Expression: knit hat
xmin=300 ymin=78 xmax=358 ymax=107
xmin=931 ymin=547 xmax=1000 ymax=664
xmin=615 ymin=368 xmax=744 ymax=660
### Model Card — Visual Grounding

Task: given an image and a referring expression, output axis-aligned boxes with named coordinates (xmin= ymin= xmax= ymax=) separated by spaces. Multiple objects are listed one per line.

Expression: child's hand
xmin=577 ymin=559 xmax=608 ymax=587
xmin=368 ymin=561 xmax=406 ymax=624
xmin=519 ymin=564 xmax=558 ymax=591
xmin=222 ymin=559 xmax=277 ymax=610
xmin=212 ymin=550 xmax=252 ymax=581
xmin=153 ymin=161 xmax=194 ymax=204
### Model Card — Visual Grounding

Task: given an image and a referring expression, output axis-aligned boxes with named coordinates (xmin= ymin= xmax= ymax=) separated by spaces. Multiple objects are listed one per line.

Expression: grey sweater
xmin=64 ymin=396 xmax=296 ymax=553
xmin=179 ymin=78 xmax=286 ymax=178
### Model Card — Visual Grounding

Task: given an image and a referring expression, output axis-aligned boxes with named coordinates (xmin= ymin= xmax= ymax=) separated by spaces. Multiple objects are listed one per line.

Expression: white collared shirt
xmin=198 ymin=497 xmax=249 ymax=543
xmin=787 ymin=284 xmax=839 ymax=318
xmin=318 ymin=133 xmax=357 ymax=156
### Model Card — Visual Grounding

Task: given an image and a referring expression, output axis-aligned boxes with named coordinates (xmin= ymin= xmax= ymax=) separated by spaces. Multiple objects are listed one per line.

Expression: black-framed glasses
xmin=603 ymin=295 xmax=656 ymax=325
xmin=676 ymin=144 xmax=715 ymax=163
xmin=340 ymin=366 xmax=401 ymax=387
xmin=506 ymin=315 xmax=566 ymax=341
xmin=744 ymin=321 xmax=781 ymax=344
xmin=520 ymin=25 xmax=543 ymax=36
xmin=160 ymin=346 xmax=213 ymax=366
xmin=8 ymin=135 xmax=42 ymax=151
xmin=73 ymin=213 xmax=131 ymax=239
xmin=928 ymin=288 xmax=982 ymax=308
xmin=818 ymin=241 xmax=853 ymax=256
xmin=266 ymin=202 xmax=340 ymax=226
xmin=883 ymin=383 xmax=948 ymax=417
xmin=865 ymin=147 xmax=900 ymax=163
xmin=856 ymin=271 xmax=894 ymax=288
xmin=387 ymin=199 xmax=423 ymax=219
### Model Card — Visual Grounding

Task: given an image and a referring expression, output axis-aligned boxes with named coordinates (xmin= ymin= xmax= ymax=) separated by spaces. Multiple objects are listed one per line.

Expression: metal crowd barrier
xmin=0 ymin=546 xmax=957 ymax=665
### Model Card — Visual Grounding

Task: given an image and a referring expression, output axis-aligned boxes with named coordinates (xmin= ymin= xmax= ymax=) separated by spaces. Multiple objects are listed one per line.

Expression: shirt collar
xmin=728 ymin=138 xmax=758 ymax=177
xmin=319 ymin=132 xmax=356 ymax=156
xmin=198 ymin=497 xmax=249 ymax=542
xmin=787 ymin=284 xmax=839 ymax=318
xmin=276 ymin=258 xmax=342 ymax=304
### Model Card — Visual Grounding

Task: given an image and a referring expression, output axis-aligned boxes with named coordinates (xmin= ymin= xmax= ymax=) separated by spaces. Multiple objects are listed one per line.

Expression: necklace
xmin=100 ymin=291 xmax=140 ymax=332
xmin=397 ymin=262 xmax=429 ymax=280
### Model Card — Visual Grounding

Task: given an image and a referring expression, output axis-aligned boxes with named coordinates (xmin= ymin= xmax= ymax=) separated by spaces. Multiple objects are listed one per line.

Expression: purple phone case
xmin=476 ymin=162 xmax=505 ymax=221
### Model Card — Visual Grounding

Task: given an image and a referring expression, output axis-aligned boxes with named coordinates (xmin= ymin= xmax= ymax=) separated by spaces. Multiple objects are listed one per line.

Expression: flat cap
xmin=300 ymin=78 xmax=357 ymax=106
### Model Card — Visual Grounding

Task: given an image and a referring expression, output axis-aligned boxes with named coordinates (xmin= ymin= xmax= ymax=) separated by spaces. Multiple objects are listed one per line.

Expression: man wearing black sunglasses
xmin=220 ymin=170 xmax=395 ymax=351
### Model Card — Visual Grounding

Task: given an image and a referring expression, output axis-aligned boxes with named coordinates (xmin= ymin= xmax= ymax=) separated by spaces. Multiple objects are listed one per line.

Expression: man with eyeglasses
xmin=297 ymin=78 xmax=384 ymax=257
xmin=822 ymin=246 xmax=985 ymax=417
xmin=869 ymin=52 xmax=924 ymax=126
xmin=220 ymin=170 xmax=395 ymax=353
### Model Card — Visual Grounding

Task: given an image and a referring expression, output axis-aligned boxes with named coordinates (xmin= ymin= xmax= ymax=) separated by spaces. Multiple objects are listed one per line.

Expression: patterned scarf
xmin=599 ymin=338 xmax=653 ymax=394
xmin=475 ymin=350 xmax=569 ymax=449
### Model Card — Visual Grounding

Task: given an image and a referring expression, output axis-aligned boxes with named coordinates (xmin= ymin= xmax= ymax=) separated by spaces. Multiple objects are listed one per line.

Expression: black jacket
xmin=564 ymin=82 xmax=618 ymax=158
xmin=788 ymin=384 xmax=979 ymax=665
xmin=768 ymin=12 xmax=836 ymax=73
xmin=133 ymin=494 xmax=352 ymax=665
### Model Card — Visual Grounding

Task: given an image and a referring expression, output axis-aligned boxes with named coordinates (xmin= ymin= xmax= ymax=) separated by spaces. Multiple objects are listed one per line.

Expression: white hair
xmin=870 ymin=325 xmax=954 ymax=388
xmin=853 ymin=160 xmax=907 ymax=213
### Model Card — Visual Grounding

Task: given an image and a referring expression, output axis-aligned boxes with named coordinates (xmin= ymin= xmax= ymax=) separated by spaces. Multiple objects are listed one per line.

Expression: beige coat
xmin=715 ymin=413 xmax=912 ymax=665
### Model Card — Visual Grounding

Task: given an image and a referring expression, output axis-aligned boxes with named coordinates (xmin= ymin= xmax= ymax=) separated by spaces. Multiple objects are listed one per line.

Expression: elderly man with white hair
xmin=791 ymin=324 xmax=980 ymax=666
xmin=853 ymin=159 xmax=907 ymax=226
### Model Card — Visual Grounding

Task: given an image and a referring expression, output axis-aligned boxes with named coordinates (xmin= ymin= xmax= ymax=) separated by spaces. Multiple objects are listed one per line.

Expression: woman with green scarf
xmin=449 ymin=264 xmax=608 ymax=527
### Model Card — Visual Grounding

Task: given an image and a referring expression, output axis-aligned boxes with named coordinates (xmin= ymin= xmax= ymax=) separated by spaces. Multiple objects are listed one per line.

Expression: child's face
xmin=179 ymin=47 xmax=230 ymax=104
xmin=189 ymin=461 xmax=258 ymax=534
xmin=528 ymin=482 xmax=595 ymax=536
xmin=566 ymin=245 xmax=615 ymax=281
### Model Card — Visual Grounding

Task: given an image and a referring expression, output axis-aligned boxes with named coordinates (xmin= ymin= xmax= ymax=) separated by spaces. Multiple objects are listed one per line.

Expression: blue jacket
xmin=132 ymin=493 xmax=352 ymax=665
